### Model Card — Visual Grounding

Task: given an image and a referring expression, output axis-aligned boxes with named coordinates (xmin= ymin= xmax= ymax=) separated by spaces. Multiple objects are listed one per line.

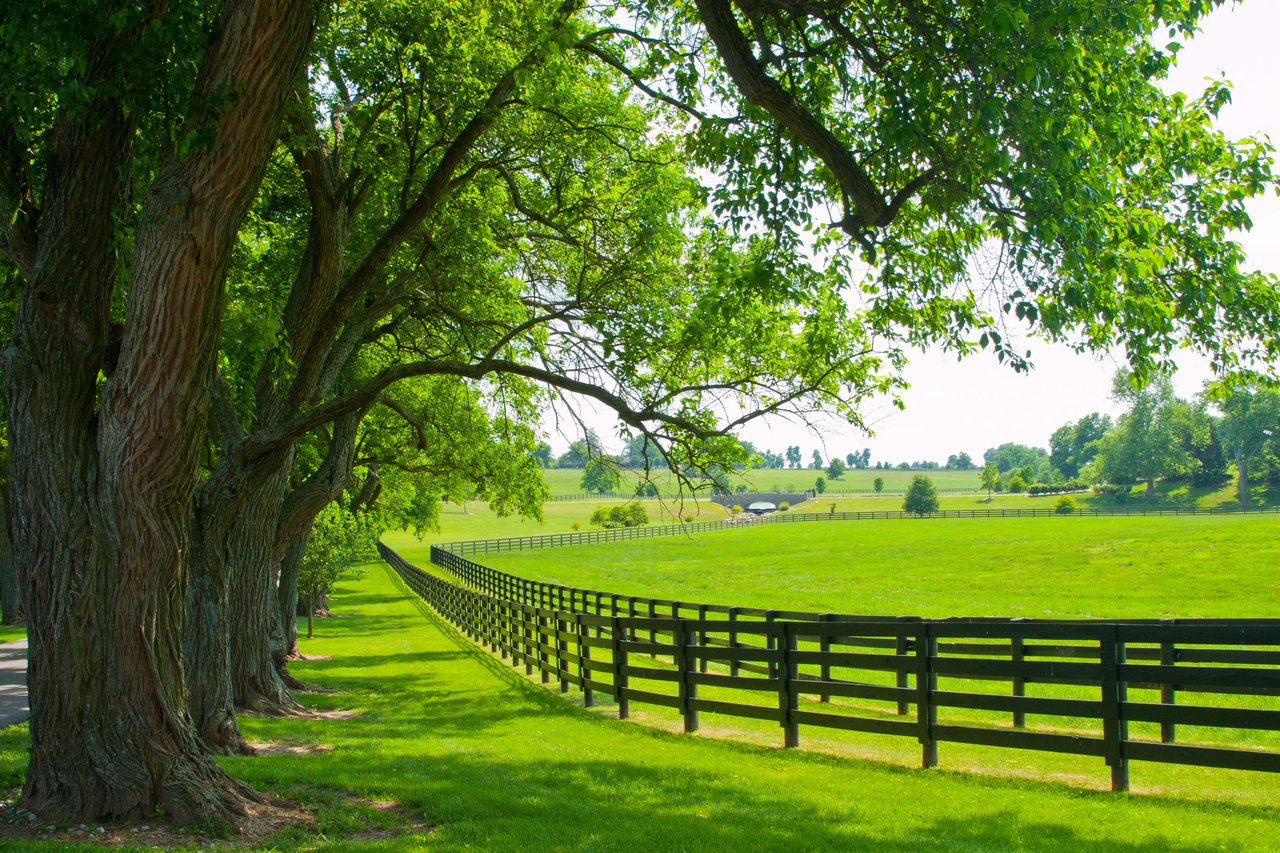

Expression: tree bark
xmin=277 ymin=527 xmax=310 ymax=662
xmin=3 ymin=0 xmax=313 ymax=824
xmin=0 ymin=491 xmax=20 ymax=625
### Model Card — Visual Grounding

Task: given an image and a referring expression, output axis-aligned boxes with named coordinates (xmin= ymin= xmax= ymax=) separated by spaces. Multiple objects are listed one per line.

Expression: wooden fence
xmin=437 ymin=503 xmax=1280 ymax=556
xmin=382 ymin=542 xmax=1280 ymax=791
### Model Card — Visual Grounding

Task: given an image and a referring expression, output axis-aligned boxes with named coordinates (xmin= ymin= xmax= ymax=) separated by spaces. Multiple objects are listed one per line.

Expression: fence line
xmin=381 ymin=542 xmax=1280 ymax=792
xmin=437 ymin=503 xmax=1280 ymax=556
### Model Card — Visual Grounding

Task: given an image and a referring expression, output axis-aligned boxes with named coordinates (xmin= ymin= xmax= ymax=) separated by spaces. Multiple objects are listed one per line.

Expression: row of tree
xmin=979 ymin=372 xmax=1280 ymax=503
xmin=2 ymin=0 xmax=1278 ymax=828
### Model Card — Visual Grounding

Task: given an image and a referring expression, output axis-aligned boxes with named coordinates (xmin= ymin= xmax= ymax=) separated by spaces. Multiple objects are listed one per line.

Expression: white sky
xmin=547 ymin=1 xmax=1280 ymax=465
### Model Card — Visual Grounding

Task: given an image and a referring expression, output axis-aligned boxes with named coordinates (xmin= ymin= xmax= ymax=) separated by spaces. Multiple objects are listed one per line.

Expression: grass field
xmin=404 ymin=514 xmax=1280 ymax=620
xmin=4 ymin=563 xmax=1276 ymax=851
xmin=540 ymin=465 xmax=987 ymax=496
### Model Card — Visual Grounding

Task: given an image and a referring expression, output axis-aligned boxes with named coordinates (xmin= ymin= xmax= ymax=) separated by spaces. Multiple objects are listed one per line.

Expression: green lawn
xmin=398 ymin=513 xmax=1280 ymax=619
xmin=4 ymin=563 xmax=1276 ymax=851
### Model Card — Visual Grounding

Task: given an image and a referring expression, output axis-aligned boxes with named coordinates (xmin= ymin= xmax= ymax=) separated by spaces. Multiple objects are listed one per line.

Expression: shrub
xmin=684 ymin=516 xmax=694 ymax=523
xmin=590 ymin=503 xmax=650 ymax=528
xmin=731 ymin=504 xmax=743 ymax=513
xmin=1007 ymin=474 xmax=1027 ymax=493
xmin=1027 ymin=481 xmax=1088 ymax=496
xmin=1055 ymin=495 xmax=1076 ymax=514
xmin=570 ymin=522 xmax=581 ymax=531
xmin=903 ymin=474 xmax=939 ymax=516
xmin=778 ymin=501 xmax=789 ymax=512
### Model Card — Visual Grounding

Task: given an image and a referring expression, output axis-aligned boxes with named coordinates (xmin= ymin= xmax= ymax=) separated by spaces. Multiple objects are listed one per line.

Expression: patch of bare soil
xmin=0 ymin=788 xmax=430 ymax=849
xmin=246 ymin=741 xmax=333 ymax=756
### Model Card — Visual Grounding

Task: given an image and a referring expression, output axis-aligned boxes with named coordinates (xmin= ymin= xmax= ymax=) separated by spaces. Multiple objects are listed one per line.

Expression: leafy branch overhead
xmin=599 ymin=0 xmax=1280 ymax=376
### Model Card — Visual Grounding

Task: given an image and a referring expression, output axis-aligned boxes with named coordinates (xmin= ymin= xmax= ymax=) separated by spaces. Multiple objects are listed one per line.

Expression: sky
xmin=546 ymin=2 xmax=1280 ymax=466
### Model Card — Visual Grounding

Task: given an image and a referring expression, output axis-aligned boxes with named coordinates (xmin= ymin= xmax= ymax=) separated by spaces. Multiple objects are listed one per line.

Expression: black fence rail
xmin=437 ymin=503 xmax=1280 ymax=556
xmin=382 ymin=542 xmax=1280 ymax=791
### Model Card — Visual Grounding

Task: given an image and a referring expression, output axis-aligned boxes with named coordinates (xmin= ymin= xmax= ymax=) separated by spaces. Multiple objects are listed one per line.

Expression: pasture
xmin=4 ymin=562 xmax=1271 ymax=851
xmin=539 ymin=465 xmax=986 ymax=496
xmin=401 ymin=513 xmax=1280 ymax=620
xmin=383 ymin=510 xmax=1280 ymax=812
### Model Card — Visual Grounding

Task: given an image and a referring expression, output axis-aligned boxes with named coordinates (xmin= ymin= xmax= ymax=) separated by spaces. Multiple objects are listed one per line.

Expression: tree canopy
xmin=2 ymin=0 xmax=1280 ymax=829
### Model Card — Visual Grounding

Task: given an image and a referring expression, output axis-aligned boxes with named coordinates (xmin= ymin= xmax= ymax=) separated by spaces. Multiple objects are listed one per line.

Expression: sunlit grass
xmin=6 ymin=564 xmax=1277 ymax=851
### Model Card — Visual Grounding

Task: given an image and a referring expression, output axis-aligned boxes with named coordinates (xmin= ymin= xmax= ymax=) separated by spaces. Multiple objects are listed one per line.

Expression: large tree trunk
xmin=2 ymin=0 xmax=313 ymax=824
xmin=277 ymin=527 xmax=311 ymax=662
xmin=0 ymin=491 xmax=20 ymax=626
xmin=228 ymin=458 xmax=299 ymax=714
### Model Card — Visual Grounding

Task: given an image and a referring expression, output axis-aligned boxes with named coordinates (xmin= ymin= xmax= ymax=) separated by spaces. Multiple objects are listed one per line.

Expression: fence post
xmin=611 ymin=616 xmax=630 ymax=719
xmin=780 ymin=622 xmax=799 ymax=748
xmin=819 ymin=613 xmax=834 ymax=703
xmin=538 ymin=613 xmax=551 ymax=684
xmin=556 ymin=612 xmax=570 ymax=693
xmin=728 ymin=607 xmax=741 ymax=677
xmin=1011 ymin=635 xmax=1026 ymax=729
xmin=766 ymin=610 xmax=779 ymax=679
xmin=698 ymin=605 xmax=709 ymax=674
xmin=916 ymin=622 xmax=937 ymax=768
xmin=674 ymin=619 xmax=698 ymax=733
xmin=523 ymin=605 xmax=534 ymax=676
xmin=1101 ymin=627 xmax=1130 ymax=792
xmin=578 ymin=613 xmax=594 ymax=708
xmin=1160 ymin=618 xmax=1177 ymax=744
xmin=648 ymin=598 xmax=658 ymax=657
xmin=895 ymin=617 xmax=912 ymax=716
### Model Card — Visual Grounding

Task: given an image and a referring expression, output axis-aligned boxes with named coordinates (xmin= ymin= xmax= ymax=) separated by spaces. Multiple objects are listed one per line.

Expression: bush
xmin=570 ymin=522 xmax=581 ymax=531
xmin=903 ymin=474 xmax=939 ymax=516
xmin=731 ymin=504 xmax=743 ymax=513
xmin=589 ymin=503 xmax=650 ymax=528
xmin=778 ymin=501 xmax=789 ymax=512
xmin=1055 ymin=495 xmax=1076 ymax=514
xmin=684 ymin=516 xmax=694 ymax=523
xmin=1007 ymin=474 xmax=1027 ymax=493
xmin=1027 ymin=480 xmax=1088 ymax=496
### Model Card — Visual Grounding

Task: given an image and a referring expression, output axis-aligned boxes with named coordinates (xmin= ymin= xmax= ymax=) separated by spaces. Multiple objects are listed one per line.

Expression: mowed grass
xmin=394 ymin=513 xmax=1280 ymax=619
xmin=540 ymin=465 xmax=986 ymax=496
xmin=3 ymin=563 xmax=1276 ymax=851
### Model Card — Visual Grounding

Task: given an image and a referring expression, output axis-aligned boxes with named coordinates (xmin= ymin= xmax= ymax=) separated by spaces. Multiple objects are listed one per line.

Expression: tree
xmin=621 ymin=434 xmax=667 ymax=471
xmin=1049 ymin=413 xmax=1112 ymax=480
xmin=903 ymin=475 xmax=939 ymax=516
xmin=980 ymin=462 xmax=1000 ymax=500
xmin=1092 ymin=370 xmax=1197 ymax=496
xmin=785 ymin=446 xmax=802 ymax=469
xmin=861 ymin=449 xmax=872 ymax=469
xmin=983 ymin=443 xmax=1050 ymax=475
xmin=845 ymin=452 xmax=857 ymax=467
xmin=826 ymin=458 xmax=846 ymax=480
xmin=532 ymin=443 xmax=554 ymax=468
xmin=810 ymin=449 xmax=824 ymax=470
xmin=814 ymin=476 xmax=826 ymax=494
xmin=945 ymin=452 xmax=974 ymax=470
xmin=873 ymin=476 xmax=884 ymax=493
xmin=1210 ymin=379 xmax=1280 ymax=505
xmin=6 ymin=0 xmax=1280 ymax=827
xmin=297 ymin=504 xmax=369 ymax=640
xmin=559 ymin=431 xmax=606 ymax=469
xmin=581 ymin=459 xmax=621 ymax=494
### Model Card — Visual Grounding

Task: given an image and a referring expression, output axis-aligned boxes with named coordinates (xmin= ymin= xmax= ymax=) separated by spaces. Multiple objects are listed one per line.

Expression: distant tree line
xmin=540 ymin=371 xmax=1280 ymax=507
